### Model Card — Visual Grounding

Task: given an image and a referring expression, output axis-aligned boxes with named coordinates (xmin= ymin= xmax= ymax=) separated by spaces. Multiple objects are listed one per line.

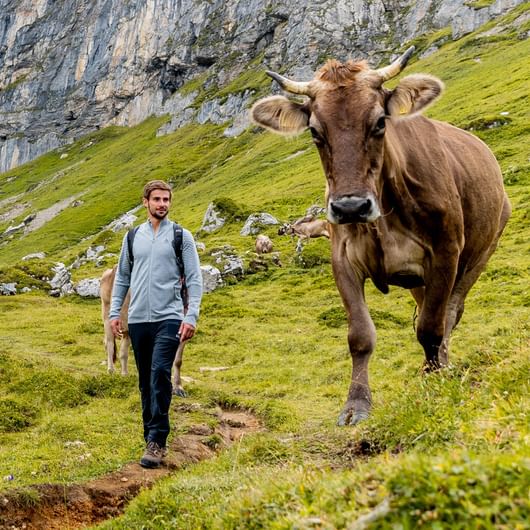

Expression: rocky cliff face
xmin=0 ymin=0 xmax=525 ymax=172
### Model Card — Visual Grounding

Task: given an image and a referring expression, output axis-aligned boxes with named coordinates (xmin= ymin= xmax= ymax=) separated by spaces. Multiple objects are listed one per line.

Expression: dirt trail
xmin=0 ymin=408 xmax=261 ymax=530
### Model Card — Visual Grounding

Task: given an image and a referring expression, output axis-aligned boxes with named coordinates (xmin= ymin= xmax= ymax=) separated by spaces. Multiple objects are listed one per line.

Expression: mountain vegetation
xmin=0 ymin=3 xmax=528 ymax=528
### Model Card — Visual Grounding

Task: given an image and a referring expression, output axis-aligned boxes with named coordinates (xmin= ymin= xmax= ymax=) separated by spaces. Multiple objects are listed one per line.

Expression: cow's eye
xmin=309 ymin=126 xmax=324 ymax=145
xmin=373 ymin=116 xmax=387 ymax=137
xmin=309 ymin=126 xmax=320 ymax=138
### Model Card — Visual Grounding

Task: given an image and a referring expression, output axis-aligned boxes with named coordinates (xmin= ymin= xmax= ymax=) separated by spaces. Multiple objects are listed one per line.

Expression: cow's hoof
xmin=422 ymin=361 xmax=441 ymax=373
xmin=349 ymin=411 xmax=369 ymax=425
xmin=337 ymin=410 xmax=369 ymax=426
xmin=172 ymin=387 xmax=187 ymax=398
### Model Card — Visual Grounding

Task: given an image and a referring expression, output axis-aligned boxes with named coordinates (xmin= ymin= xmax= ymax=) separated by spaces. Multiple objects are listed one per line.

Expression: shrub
xmin=11 ymin=370 xmax=88 ymax=408
xmin=243 ymin=435 xmax=297 ymax=466
xmin=91 ymin=229 xmax=115 ymax=246
xmin=318 ymin=306 xmax=347 ymax=328
xmin=386 ymin=453 xmax=530 ymax=529
xmin=212 ymin=197 xmax=249 ymax=222
xmin=79 ymin=374 xmax=136 ymax=399
xmin=0 ymin=262 xmax=53 ymax=290
xmin=294 ymin=242 xmax=331 ymax=269
xmin=459 ymin=115 xmax=512 ymax=131
xmin=0 ymin=398 xmax=39 ymax=432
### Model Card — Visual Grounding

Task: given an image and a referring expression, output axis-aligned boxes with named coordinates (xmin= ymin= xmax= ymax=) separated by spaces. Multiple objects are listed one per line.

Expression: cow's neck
xmin=337 ymin=181 xmax=426 ymax=294
xmin=366 ymin=146 xmax=426 ymax=291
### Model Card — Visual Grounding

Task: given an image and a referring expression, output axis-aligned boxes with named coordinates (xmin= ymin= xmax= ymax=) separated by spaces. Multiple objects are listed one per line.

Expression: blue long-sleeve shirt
xmin=109 ymin=218 xmax=203 ymax=327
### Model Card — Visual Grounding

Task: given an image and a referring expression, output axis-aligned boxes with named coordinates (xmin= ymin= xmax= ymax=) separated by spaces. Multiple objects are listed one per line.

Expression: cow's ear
xmin=251 ymin=95 xmax=309 ymax=136
xmin=386 ymin=74 xmax=444 ymax=116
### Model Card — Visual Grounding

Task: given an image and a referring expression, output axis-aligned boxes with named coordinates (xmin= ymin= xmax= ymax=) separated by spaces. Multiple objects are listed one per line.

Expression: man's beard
xmin=150 ymin=207 xmax=168 ymax=220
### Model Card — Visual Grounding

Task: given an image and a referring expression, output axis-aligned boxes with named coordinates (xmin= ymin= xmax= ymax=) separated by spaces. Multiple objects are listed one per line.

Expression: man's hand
xmin=178 ymin=322 xmax=196 ymax=342
xmin=110 ymin=318 xmax=124 ymax=338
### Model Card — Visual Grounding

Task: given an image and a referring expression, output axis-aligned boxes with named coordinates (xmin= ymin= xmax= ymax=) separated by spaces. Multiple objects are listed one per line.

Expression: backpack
xmin=126 ymin=222 xmax=188 ymax=311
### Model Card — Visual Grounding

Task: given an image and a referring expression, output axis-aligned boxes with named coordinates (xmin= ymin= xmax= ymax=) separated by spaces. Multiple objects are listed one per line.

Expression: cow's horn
xmin=375 ymin=46 xmax=415 ymax=82
xmin=266 ymin=70 xmax=313 ymax=96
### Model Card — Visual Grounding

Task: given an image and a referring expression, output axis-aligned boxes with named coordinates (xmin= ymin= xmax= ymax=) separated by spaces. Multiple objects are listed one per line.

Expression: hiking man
xmin=109 ymin=180 xmax=203 ymax=468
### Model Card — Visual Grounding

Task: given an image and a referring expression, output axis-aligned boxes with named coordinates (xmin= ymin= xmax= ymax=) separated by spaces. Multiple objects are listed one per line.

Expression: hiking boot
xmin=140 ymin=441 xmax=166 ymax=468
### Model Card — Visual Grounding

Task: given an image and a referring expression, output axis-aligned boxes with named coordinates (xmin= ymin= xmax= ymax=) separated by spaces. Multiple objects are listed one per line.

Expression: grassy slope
xmin=0 ymin=4 xmax=528 ymax=528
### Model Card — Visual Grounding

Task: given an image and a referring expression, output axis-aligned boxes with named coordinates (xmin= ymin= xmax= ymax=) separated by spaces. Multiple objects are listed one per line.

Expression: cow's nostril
xmin=330 ymin=202 xmax=342 ymax=214
xmin=358 ymin=198 xmax=372 ymax=216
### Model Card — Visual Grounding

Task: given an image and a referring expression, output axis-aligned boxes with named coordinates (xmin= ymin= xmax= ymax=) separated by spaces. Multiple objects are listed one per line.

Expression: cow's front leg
xmin=338 ymin=315 xmax=376 ymax=425
xmin=333 ymin=251 xmax=376 ymax=426
xmin=417 ymin=255 xmax=458 ymax=370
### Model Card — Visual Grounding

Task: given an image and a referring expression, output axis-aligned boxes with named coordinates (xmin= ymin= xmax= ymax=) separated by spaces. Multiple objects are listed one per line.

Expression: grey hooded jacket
xmin=109 ymin=218 xmax=203 ymax=326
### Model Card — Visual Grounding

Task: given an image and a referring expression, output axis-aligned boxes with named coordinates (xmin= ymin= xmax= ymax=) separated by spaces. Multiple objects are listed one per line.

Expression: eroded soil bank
xmin=1 ymin=407 xmax=261 ymax=530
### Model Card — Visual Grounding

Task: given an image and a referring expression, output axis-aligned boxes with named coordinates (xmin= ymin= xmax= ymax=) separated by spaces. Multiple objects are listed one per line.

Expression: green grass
xmin=0 ymin=5 xmax=529 ymax=529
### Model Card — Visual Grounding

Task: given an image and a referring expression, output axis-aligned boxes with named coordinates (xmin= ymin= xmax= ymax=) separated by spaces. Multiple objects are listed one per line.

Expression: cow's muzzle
xmin=328 ymin=195 xmax=381 ymax=224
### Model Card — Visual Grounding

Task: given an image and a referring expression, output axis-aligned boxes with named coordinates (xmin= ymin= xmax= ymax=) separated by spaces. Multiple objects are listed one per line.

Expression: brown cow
xmin=251 ymin=47 xmax=511 ymax=425
xmin=279 ymin=217 xmax=330 ymax=252
xmin=100 ymin=266 xmax=188 ymax=396
xmin=279 ymin=218 xmax=330 ymax=240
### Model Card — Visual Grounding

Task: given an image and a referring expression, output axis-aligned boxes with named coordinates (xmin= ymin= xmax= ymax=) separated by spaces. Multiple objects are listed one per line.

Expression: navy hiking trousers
xmin=128 ymin=319 xmax=181 ymax=447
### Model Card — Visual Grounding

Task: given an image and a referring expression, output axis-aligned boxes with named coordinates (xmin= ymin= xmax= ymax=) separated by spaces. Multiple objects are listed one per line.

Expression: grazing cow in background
xmin=100 ymin=266 xmax=188 ymax=397
xmin=255 ymin=234 xmax=274 ymax=254
xmin=279 ymin=218 xmax=330 ymax=240
xmin=278 ymin=217 xmax=330 ymax=252
xmin=251 ymin=46 xmax=511 ymax=425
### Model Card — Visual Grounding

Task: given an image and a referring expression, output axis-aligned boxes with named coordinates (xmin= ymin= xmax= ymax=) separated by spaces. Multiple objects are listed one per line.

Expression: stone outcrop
xmin=200 ymin=203 xmax=226 ymax=234
xmin=0 ymin=283 xmax=17 ymax=295
xmin=48 ymin=263 xmax=74 ymax=297
xmin=75 ymin=278 xmax=101 ymax=298
xmin=0 ymin=0 xmax=526 ymax=172
xmin=201 ymin=265 xmax=223 ymax=293
xmin=240 ymin=213 xmax=279 ymax=236
xmin=21 ymin=252 xmax=46 ymax=261
xmin=105 ymin=208 xmax=141 ymax=233
xmin=210 ymin=246 xmax=245 ymax=278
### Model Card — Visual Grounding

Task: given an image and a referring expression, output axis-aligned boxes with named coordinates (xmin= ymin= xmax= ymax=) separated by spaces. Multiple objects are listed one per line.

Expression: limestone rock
xmin=48 ymin=263 xmax=74 ymax=297
xmin=75 ymin=278 xmax=101 ymax=298
xmin=200 ymin=203 xmax=226 ymax=234
xmin=0 ymin=283 xmax=16 ymax=296
xmin=211 ymin=246 xmax=244 ymax=278
xmin=106 ymin=207 xmax=141 ymax=233
xmin=201 ymin=265 xmax=223 ymax=293
xmin=3 ymin=222 xmax=25 ymax=237
xmin=240 ymin=213 xmax=279 ymax=236
xmin=22 ymin=252 xmax=46 ymax=261
xmin=70 ymin=245 xmax=109 ymax=269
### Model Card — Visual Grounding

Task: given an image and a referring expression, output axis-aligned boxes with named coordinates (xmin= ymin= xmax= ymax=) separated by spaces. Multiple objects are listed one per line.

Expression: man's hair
xmin=143 ymin=180 xmax=172 ymax=200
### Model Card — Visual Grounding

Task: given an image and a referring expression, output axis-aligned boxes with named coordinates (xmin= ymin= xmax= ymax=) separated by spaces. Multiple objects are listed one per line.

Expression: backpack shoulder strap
xmin=173 ymin=222 xmax=189 ymax=312
xmin=126 ymin=226 xmax=140 ymax=270
xmin=172 ymin=222 xmax=184 ymax=275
